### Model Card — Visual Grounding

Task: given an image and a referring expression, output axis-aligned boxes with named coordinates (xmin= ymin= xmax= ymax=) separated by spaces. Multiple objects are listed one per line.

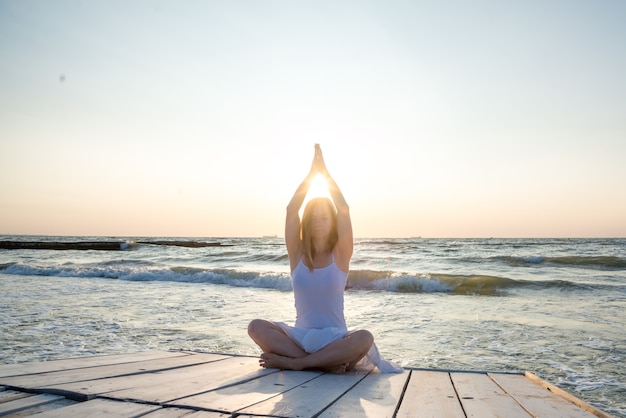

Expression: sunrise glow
xmin=0 ymin=1 xmax=624 ymax=237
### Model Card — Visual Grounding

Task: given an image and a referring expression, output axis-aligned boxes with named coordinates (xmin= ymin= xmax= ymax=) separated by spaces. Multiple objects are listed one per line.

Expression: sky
xmin=1 ymin=0 xmax=625 ymax=238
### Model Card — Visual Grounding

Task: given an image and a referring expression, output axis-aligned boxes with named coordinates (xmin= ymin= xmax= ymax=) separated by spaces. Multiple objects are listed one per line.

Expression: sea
xmin=1 ymin=236 xmax=625 ymax=416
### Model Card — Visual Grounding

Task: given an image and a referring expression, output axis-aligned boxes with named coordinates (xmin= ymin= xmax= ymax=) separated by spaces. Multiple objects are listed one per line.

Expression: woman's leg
xmin=260 ymin=329 xmax=373 ymax=373
xmin=247 ymin=319 xmax=307 ymax=359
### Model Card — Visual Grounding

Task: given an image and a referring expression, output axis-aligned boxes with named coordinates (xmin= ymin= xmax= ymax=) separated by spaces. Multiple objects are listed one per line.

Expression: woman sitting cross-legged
xmin=248 ymin=144 xmax=401 ymax=374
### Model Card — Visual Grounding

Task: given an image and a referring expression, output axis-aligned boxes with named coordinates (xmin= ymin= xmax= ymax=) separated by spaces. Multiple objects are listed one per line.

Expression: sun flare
xmin=306 ymin=174 xmax=331 ymax=201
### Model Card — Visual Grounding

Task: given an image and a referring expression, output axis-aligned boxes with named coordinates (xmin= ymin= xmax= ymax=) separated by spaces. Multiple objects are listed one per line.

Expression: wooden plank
xmin=0 ymin=353 xmax=228 ymax=389
xmin=184 ymin=411 xmax=233 ymax=417
xmin=524 ymin=372 xmax=613 ymax=418
xmin=169 ymin=369 xmax=323 ymax=413
xmin=396 ymin=370 xmax=465 ymax=418
xmin=237 ymin=370 xmax=367 ymax=417
xmin=143 ymin=406 xmax=230 ymax=417
xmin=318 ymin=370 xmax=409 ymax=417
xmin=0 ymin=350 xmax=189 ymax=378
xmin=0 ymin=389 xmax=31 ymax=403
xmin=0 ymin=393 xmax=64 ymax=415
xmin=489 ymin=373 xmax=596 ymax=418
xmin=40 ymin=356 xmax=264 ymax=401
xmin=451 ymin=372 xmax=530 ymax=418
xmin=3 ymin=396 xmax=77 ymax=416
xmin=31 ymin=398 xmax=160 ymax=417
xmin=102 ymin=356 xmax=275 ymax=403
xmin=0 ymin=352 xmax=610 ymax=418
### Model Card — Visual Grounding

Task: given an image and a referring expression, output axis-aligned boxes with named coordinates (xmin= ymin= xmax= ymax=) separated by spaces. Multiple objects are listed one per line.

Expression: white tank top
xmin=292 ymin=256 xmax=348 ymax=330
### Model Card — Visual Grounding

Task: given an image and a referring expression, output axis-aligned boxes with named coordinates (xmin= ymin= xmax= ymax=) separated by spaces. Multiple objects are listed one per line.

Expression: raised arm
xmin=285 ymin=148 xmax=319 ymax=270
xmin=316 ymin=146 xmax=354 ymax=272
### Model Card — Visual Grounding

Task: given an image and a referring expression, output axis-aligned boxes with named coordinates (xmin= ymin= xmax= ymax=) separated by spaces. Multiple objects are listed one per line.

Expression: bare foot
xmin=324 ymin=363 xmax=348 ymax=374
xmin=260 ymin=353 xmax=303 ymax=371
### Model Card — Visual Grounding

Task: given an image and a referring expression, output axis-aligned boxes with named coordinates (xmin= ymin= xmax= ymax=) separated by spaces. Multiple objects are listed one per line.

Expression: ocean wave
xmin=0 ymin=263 xmax=293 ymax=291
xmin=345 ymin=270 xmax=614 ymax=295
xmin=357 ymin=240 xmax=407 ymax=246
xmin=0 ymin=262 xmax=617 ymax=296
xmin=493 ymin=255 xmax=626 ymax=270
xmin=347 ymin=270 xmax=519 ymax=295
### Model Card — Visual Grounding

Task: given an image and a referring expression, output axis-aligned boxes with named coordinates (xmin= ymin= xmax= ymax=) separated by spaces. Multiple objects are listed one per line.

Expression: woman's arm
xmin=285 ymin=148 xmax=319 ymax=271
xmin=316 ymin=146 xmax=354 ymax=272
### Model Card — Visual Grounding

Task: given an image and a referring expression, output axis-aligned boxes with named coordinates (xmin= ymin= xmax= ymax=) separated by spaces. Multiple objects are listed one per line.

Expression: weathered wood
xmin=0 ymin=388 xmax=31 ymax=403
xmin=396 ymin=370 xmax=465 ymax=418
xmin=524 ymin=372 xmax=613 ymax=418
xmin=38 ymin=356 xmax=258 ymax=401
xmin=0 ymin=350 xmax=189 ymax=378
xmin=142 ymin=406 xmax=229 ymax=417
xmin=236 ymin=370 xmax=368 ymax=417
xmin=30 ymin=398 xmax=161 ymax=417
xmin=451 ymin=372 xmax=530 ymax=418
xmin=102 ymin=356 xmax=275 ymax=403
xmin=169 ymin=369 xmax=323 ymax=413
xmin=3 ymin=396 xmax=76 ymax=416
xmin=1 ymin=353 xmax=227 ymax=389
xmin=490 ymin=373 xmax=596 ymax=418
xmin=183 ymin=411 xmax=232 ymax=417
xmin=0 ymin=393 xmax=64 ymax=415
xmin=319 ymin=370 xmax=409 ymax=417
xmin=0 ymin=351 xmax=613 ymax=418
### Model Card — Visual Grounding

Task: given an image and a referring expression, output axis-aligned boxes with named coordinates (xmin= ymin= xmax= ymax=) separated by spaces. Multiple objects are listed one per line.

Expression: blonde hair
xmin=300 ymin=197 xmax=338 ymax=271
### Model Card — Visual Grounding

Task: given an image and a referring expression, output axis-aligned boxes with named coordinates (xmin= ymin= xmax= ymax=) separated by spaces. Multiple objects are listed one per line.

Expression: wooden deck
xmin=0 ymin=350 xmax=612 ymax=417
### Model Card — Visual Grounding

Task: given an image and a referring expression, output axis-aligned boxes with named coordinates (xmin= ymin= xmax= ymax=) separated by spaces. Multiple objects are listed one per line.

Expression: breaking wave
xmin=493 ymin=255 xmax=626 ymax=270
xmin=0 ymin=262 xmax=614 ymax=296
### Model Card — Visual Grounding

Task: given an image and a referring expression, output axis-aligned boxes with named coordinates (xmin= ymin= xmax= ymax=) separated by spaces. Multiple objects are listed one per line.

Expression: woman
xmin=248 ymin=144 xmax=401 ymax=374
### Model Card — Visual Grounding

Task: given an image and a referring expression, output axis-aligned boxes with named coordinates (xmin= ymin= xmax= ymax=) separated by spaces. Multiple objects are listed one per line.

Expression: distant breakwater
xmin=0 ymin=240 xmax=233 ymax=250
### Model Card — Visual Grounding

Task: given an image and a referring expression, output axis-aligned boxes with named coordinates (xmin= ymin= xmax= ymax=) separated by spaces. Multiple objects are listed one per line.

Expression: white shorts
xmin=275 ymin=322 xmax=348 ymax=353
xmin=274 ymin=322 xmax=403 ymax=373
